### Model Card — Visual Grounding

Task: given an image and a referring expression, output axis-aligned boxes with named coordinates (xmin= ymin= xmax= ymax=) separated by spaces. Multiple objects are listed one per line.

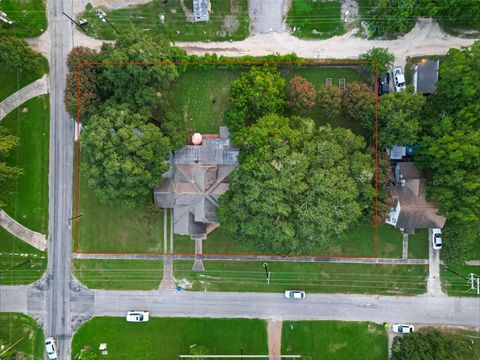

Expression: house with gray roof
xmin=413 ymin=59 xmax=439 ymax=95
xmin=193 ymin=0 xmax=210 ymax=22
xmin=154 ymin=127 xmax=238 ymax=240
xmin=386 ymin=162 xmax=446 ymax=234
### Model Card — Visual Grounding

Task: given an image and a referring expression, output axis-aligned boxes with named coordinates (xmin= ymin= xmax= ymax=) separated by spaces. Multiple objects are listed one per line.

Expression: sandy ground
xmin=177 ymin=18 xmax=477 ymax=66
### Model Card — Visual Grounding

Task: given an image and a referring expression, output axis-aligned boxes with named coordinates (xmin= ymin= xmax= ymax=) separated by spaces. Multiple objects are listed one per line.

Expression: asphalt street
xmin=92 ymin=291 xmax=480 ymax=327
xmin=45 ymin=0 xmax=75 ymax=358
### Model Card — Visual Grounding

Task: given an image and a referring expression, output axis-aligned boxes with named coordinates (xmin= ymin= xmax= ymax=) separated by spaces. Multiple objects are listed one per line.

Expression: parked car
xmin=431 ymin=228 xmax=442 ymax=250
xmin=392 ymin=66 xmax=406 ymax=92
xmin=126 ymin=310 xmax=150 ymax=322
xmin=45 ymin=337 xmax=58 ymax=359
xmin=284 ymin=290 xmax=305 ymax=299
xmin=378 ymin=73 xmax=390 ymax=96
xmin=392 ymin=324 xmax=415 ymax=333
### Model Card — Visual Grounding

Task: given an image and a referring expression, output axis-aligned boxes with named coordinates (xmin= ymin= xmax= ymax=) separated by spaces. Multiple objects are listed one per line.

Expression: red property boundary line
xmin=74 ymin=61 xmax=379 ymax=259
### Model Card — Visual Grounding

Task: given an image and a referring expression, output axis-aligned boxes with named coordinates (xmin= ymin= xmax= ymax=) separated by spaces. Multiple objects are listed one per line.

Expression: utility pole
xmin=262 ymin=262 xmax=270 ymax=284
xmin=467 ymin=273 xmax=480 ymax=295
xmin=62 ymin=12 xmax=87 ymax=32
xmin=96 ymin=9 xmax=120 ymax=35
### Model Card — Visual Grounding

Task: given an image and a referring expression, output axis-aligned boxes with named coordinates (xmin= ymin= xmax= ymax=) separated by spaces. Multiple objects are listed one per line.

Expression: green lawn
xmin=0 ymin=313 xmax=44 ymax=359
xmin=169 ymin=67 xmax=244 ymax=133
xmin=78 ymin=0 xmax=249 ymax=41
xmin=2 ymin=95 xmax=49 ymax=234
xmin=77 ymin=176 xmax=164 ymax=253
xmin=287 ymin=0 xmax=345 ymax=39
xmin=0 ymin=56 xmax=48 ymax=101
xmin=178 ymin=224 xmax=402 ymax=258
xmin=441 ymin=265 xmax=480 ymax=297
xmin=174 ymin=260 xmax=428 ymax=295
xmin=73 ymin=259 xmax=163 ymax=290
xmin=0 ymin=227 xmax=46 ymax=285
xmin=408 ymin=229 xmax=429 ymax=259
xmin=168 ymin=65 xmax=368 ymax=136
xmin=282 ymin=321 xmax=387 ymax=360
xmin=0 ymin=0 xmax=47 ymax=37
xmin=72 ymin=317 xmax=267 ymax=359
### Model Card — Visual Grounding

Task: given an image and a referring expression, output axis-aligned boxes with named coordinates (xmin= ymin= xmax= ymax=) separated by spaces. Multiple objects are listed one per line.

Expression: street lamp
xmin=262 ymin=262 xmax=270 ymax=284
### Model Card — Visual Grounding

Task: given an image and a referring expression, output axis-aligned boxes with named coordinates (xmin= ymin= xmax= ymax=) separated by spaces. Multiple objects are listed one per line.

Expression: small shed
xmin=413 ymin=59 xmax=439 ymax=95
xmin=193 ymin=0 xmax=210 ymax=22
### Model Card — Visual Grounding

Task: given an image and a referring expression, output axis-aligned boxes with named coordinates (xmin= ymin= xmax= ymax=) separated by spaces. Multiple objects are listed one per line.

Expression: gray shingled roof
xmin=414 ymin=60 xmax=439 ymax=94
xmin=154 ymin=127 xmax=238 ymax=237
xmin=390 ymin=162 xmax=446 ymax=232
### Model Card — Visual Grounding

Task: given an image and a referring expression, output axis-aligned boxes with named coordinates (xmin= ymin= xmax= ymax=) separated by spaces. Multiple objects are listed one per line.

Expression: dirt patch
xmin=267 ymin=319 xmax=282 ymax=360
xmin=222 ymin=15 xmax=240 ymax=35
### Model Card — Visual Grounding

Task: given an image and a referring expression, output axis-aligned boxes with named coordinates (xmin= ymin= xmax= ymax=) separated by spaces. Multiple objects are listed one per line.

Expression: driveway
xmin=249 ymin=0 xmax=287 ymax=34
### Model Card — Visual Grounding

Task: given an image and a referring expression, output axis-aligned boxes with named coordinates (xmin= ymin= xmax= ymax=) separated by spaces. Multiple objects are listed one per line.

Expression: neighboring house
xmin=386 ymin=162 xmax=446 ymax=234
xmin=386 ymin=145 xmax=417 ymax=160
xmin=413 ymin=59 xmax=439 ymax=95
xmin=154 ymin=127 xmax=238 ymax=240
xmin=193 ymin=0 xmax=210 ymax=22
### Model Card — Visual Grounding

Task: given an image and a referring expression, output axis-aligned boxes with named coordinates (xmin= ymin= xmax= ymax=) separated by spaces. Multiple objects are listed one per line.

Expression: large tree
xmin=81 ymin=106 xmax=172 ymax=208
xmin=98 ymin=29 xmax=186 ymax=112
xmin=416 ymin=42 xmax=480 ymax=224
xmin=0 ymin=31 xmax=45 ymax=74
xmin=0 ymin=127 xmax=23 ymax=208
xmin=359 ymin=47 xmax=395 ymax=76
xmin=218 ymin=114 xmax=374 ymax=253
xmin=341 ymin=82 xmax=375 ymax=134
xmin=286 ymin=76 xmax=316 ymax=113
xmin=224 ymin=66 xmax=286 ymax=135
xmin=316 ymin=84 xmax=342 ymax=120
xmin=64 ymin=47 xmax=101 ymax=122
xmin=377 ymin=90 xmax=425 ymax=148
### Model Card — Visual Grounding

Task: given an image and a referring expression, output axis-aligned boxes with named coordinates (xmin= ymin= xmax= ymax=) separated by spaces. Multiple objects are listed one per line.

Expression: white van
xmin=392 ymin=66 xmax=406 ymax=92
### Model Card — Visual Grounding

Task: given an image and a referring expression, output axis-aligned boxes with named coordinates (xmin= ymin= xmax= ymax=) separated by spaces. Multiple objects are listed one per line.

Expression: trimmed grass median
xmin=72 ymin=317 xmax=268 ymax=359
xmin=0 ymin=0 xmax=47 ymax=37
xmin=282 ymin=320 xmax=387 ymax=360
xmin=174 ymin=261 xmax=428 ymax=295
xmin=0 ymin=313 xmax=45 ymax=359
xmin=73 ymin=259 xmax=163 ymax=290
xmin=2 ymin=95 xmax=49 ymax=234
xmin=78 ymin=0 xmax=249 ymax=41
xmin=0 ymin=227 xmax=46 ymax=285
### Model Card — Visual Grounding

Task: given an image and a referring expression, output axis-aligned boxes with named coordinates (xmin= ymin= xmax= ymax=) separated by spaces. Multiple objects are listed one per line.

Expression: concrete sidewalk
xmin=0 ymin=75 xmax=49 ymax=121
xmin=74 ymin=252 xmax=429 ymax=265
xmin=0 ymin=210 xmax=46 ymax=251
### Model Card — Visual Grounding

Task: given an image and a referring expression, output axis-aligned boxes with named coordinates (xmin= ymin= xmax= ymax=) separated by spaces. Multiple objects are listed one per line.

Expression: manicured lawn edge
xmin=0 ymin=313 xmax=45 ymax=359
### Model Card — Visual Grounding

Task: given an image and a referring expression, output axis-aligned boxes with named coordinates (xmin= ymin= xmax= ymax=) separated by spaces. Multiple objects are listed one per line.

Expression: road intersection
xmin=0 ymin=2 xmax=479 ymax=359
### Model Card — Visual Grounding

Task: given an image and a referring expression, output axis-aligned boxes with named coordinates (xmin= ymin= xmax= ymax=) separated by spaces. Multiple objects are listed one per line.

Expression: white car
xmin=392 ymin=66 xmax=406 ymax=92
xmin=392 ymin=324 xmax=415 ymax=333
xmin=284 ymin=290 xmax=305 ymax=299
xmin=431 ymin=228 xmax=442 ymax=250
xmin=126 ymin=310 xmax=150 ymax=322
xmin=45 ymin=337 xmax=58 ymax=359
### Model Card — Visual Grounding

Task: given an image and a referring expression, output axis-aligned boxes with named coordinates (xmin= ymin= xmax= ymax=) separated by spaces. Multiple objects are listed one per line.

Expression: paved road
xmin=45 ymin=0 xmax=75 ymax=359
xmin=92 ymin=290 xmax=479 ymax=327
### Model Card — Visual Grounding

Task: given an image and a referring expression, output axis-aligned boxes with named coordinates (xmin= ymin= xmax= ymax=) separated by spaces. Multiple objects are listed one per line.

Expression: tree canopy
xmin=218 ymin=114 xmax=374 ymax=253
xmin=0 ymin=31 xmax=45 ymax=74
xmin=224 ymin=66 xmax=286 ymax=135
xmin=286 ymin=76 xmax=317 ymax=113
xmin=81 ymin=106 xmax=172 ymax=208
xmin=377 ymin=90 xmax=425 ymax=148
xmin=359 ymin=47 xmax=395 ymax=76
xmin=0 ymin=127 xmax=23 ymax=208
xmin=416 ymin=42 xmax=480 ymax=224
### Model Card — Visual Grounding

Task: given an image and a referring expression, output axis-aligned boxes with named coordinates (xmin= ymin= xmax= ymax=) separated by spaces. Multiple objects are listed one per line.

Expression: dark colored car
xmin=378 ymin=73 xmax=390 ymax=96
